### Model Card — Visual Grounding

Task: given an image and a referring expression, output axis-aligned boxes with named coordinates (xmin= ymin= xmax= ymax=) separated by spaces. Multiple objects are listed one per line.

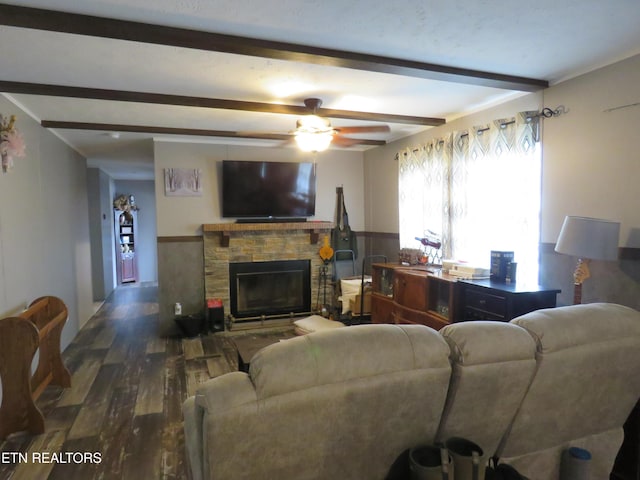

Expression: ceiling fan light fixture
xmin=298 ymin=114 xmax=331 ymax=130
xmin=294 ymin=131 xmax=333 ymax=152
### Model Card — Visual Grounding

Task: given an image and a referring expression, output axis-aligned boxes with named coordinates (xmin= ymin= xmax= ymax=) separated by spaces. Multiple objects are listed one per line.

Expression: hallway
xmin=0 ymin=284 xmax=233 ymax=480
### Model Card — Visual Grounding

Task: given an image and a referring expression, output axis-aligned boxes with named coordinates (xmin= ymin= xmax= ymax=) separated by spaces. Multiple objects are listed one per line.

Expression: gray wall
xmin=0 ymin=95 xmax=94 ymax=402
xmin=87 ymin=168 xmax=116 ymax=300
xmin=157 ymin=238 xmax=204 ymax=336
xmin=0 ymin=97 xmax=93 ymax=336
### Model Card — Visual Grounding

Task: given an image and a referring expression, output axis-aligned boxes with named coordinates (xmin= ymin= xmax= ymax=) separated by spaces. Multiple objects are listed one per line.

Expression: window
xmin=398 ymin=113 xmax=541 ymax=282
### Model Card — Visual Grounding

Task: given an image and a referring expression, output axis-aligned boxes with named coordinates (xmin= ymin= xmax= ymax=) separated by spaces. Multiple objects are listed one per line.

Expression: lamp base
xmin=572 ymin=258 xmax=591 ymax=305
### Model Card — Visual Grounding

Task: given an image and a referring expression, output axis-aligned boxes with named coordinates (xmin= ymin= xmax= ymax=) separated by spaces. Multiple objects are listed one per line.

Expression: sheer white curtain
xmin=398 ymin=112 xmax=541 ymax=282
xmin=398 ymin=134 xmax=452 ymax=263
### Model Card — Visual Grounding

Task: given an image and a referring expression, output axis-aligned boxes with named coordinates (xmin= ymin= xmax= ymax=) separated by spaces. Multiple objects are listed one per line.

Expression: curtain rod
xmin=526 ymin=105 xmax=567 ymax=120
xmin=393 ymin=106 xmax=566 ymax=160
xmin=394 ymin=120 xmax=516 ymax=159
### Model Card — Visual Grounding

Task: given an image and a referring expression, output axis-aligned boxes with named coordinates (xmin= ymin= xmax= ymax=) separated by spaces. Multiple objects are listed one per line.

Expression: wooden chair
xmin=0 ymin=296 xmax=71 ymax=439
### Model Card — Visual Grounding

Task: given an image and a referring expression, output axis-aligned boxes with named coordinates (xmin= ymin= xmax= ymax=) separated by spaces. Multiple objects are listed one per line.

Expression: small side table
xmin=456 ymin=279 xmax=560 ymax=322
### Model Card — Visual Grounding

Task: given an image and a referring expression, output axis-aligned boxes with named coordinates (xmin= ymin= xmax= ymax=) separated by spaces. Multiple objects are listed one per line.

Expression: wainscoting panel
xmin=157 ymin=237 xmax=204 ymax=335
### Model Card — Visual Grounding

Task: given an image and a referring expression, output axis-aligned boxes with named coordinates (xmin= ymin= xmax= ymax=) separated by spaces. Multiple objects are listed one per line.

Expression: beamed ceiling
xmin=1 ymin=1 xmax=639 ymax=179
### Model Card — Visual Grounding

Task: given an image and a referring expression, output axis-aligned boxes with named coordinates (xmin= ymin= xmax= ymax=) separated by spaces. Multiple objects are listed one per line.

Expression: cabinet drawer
xmin=465 ymin=288 xmax=507 ymax=318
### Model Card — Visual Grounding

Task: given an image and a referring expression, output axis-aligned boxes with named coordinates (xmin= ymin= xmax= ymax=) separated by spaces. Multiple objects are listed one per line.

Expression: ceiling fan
xmin=292 ymin=98 xmax=390 ymax=152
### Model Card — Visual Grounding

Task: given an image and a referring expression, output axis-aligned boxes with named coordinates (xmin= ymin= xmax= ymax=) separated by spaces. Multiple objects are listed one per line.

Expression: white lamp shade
xmin=555 ymin=216 xmax=620 ymax=260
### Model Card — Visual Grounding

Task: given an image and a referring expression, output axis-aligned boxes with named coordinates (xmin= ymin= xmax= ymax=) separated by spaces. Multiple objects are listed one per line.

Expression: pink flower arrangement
xmin=1 ymin=114 xmax=26 ymax=173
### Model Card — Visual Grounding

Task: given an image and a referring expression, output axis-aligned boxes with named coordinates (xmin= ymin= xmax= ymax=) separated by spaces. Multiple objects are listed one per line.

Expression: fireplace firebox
xmin=229 ymin=260 xmax=311 ymax=320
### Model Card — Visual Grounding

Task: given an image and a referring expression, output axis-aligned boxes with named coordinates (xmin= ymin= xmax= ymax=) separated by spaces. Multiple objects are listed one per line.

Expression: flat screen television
xmin=221 ymin=160 xmax=317 ymax=219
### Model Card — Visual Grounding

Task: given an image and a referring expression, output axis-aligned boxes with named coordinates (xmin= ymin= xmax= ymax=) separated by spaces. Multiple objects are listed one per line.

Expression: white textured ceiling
xmin=1 ymin=0 xmax=640 ymax=179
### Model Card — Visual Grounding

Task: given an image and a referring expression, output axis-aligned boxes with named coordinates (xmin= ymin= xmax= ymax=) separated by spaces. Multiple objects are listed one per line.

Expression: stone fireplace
xmin=203 ymin=222 xmax=332 ymax=328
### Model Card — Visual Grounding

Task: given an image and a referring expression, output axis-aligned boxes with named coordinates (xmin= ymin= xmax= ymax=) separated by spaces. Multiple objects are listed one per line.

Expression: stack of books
xmin=442 ymin=260 xmax=490 ymax=279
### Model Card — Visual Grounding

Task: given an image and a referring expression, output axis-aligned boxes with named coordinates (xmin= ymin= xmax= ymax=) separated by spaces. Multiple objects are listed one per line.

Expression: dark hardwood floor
xmin=0 ymin=284 xmax=238 ymax=480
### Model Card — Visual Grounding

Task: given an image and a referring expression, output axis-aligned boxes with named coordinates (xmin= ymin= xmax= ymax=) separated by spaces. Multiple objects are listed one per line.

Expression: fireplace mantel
xmin=203 ymin=221 xmax=333 ymax=246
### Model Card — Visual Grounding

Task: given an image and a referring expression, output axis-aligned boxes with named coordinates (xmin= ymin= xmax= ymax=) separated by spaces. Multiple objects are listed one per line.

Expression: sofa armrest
xmin=195 ymin=372 xmax=257 ymax=414
xmin=183 ymin=396 xmax=204 ymax=480
xmin=184 ymin=372 xmax=258 ymax=479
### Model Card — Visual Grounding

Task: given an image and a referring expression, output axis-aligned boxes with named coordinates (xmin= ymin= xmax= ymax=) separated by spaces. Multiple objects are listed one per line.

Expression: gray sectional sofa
xmin=183 ymin=303 xmax=640 ymax=480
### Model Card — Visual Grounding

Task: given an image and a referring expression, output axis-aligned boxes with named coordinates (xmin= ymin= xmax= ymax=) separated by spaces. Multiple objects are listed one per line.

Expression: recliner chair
xmin=496 ymin=303 xmax=640 ymax=479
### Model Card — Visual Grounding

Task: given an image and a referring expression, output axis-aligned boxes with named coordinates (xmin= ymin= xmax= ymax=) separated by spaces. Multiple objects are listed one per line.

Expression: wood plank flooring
xmin=0 ymin=284 xmax=240 ymax=480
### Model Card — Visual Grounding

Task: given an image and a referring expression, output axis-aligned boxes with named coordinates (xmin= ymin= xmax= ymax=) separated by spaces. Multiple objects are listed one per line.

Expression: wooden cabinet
xmin=371 ymin=264 xmax=560 ymax=327
xmin=371 ymin=264 xmax=456 ymax=330
xmin=457 ymin=279 xmax=560 ymax=322
xmin=115 ymin=209 xmax=138 ymax=284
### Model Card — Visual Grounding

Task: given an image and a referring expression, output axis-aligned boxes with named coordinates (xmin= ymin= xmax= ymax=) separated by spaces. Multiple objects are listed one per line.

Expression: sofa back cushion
xmin=250 ymin=323 xmax=450 ymax=399
xmin=498 ymin=303 xmax=640 ymax=477
xmin=198 ymin=324 xmax=452 ymax=480
xmin=436 ymin=321 xmax=537 ymax=457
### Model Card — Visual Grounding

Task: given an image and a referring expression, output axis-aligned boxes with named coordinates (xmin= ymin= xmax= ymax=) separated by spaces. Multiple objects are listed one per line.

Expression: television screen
xmin=222 ymin=160 xmax=317 ymax=219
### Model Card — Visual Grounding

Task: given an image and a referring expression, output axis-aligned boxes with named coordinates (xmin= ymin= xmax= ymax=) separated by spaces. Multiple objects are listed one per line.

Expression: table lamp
xmin=555 ymin=216 xmax=620 ymax=304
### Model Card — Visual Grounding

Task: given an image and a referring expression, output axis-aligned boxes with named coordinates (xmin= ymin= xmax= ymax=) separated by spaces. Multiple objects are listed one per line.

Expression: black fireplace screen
xmin=229 ymin=260 xmax=311 ymax=319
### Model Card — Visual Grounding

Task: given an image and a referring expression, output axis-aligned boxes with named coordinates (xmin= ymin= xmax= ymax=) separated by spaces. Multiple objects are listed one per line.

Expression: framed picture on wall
xmin=164 ymin=168 xmax=202 ymax=196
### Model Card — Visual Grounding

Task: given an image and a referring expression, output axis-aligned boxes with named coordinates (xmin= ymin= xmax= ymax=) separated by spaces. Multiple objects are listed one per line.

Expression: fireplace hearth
xmin=229 ymin=260 xmax=311 ymax=321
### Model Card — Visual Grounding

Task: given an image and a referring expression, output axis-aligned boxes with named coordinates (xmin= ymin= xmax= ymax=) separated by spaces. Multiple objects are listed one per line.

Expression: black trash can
xmin=175 ymin=314 xmax=206 ymax=337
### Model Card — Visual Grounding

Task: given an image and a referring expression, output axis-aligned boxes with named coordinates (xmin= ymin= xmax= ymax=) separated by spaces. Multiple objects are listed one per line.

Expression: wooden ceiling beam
xmin=0 ymin=80 xmax=443 ymax=126
xmin=0 ymin=4 xmax=548 ymax=92
xmin=40 ymin=121 xmax=387 ymax=146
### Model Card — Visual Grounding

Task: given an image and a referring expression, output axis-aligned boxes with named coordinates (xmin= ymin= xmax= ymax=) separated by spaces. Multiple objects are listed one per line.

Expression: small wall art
xmin=164 ymin=168 xmax=203 ymax=196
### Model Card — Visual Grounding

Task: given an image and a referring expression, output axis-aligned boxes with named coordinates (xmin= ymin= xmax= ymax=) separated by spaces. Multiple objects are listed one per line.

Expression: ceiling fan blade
xmin=236 ymin=130 xmax=294 ymax=139
xmin=334 ymin=125 xmax=390 ymax=134
xmin=331 ymin=136 xmax=367 ymax=147
xmin=271 ymin=137 xmax=296 ymax=148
